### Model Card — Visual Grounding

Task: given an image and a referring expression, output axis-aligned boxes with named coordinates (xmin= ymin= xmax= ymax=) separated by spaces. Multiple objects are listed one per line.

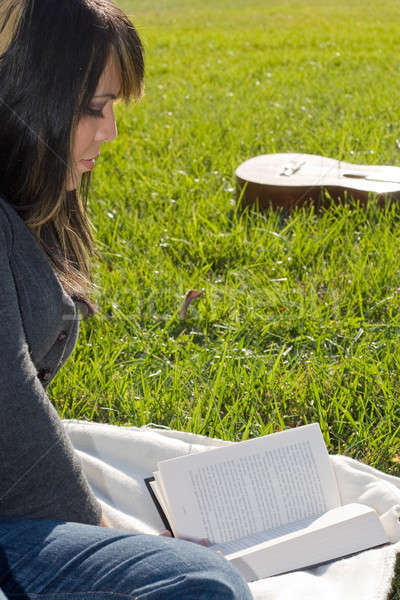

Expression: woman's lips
xmin=80 ymin=156 xmax=98 ymax=170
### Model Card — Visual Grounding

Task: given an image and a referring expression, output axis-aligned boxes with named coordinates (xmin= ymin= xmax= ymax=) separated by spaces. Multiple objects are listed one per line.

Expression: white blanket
xmin=63 ymin=419 xmax=400 ymax=600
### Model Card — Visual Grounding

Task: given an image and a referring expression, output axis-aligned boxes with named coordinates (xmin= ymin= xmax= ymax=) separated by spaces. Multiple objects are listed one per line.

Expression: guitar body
xmin=235 ymin=153 xmax=400 ymax=210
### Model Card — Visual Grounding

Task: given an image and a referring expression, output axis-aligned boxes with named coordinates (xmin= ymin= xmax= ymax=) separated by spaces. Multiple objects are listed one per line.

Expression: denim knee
xmin=184 ymin=551 xmax=252 ymax=599
xmin=0 ymin=518 xmax=252 ymax=600
xmin=139 ymin=535 xmax=252 ymax=599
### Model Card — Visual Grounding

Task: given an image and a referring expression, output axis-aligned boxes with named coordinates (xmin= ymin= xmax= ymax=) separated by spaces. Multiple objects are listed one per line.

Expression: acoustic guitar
xmin=235 ymin=153 xmax=400 ymax=210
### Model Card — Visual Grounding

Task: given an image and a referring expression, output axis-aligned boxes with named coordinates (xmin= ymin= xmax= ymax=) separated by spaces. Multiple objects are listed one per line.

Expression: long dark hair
xmin=0 ymin=0 xmax=144 ymax=317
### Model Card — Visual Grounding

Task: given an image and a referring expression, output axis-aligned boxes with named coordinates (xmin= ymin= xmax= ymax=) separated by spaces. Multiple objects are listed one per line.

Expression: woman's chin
xmin=66 ymin=174 xmax=82 ymax=192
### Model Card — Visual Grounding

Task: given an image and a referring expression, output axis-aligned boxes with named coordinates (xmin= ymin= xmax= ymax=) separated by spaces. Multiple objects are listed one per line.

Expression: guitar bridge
xmin=280 ymin=160 xmax=306 ymax=177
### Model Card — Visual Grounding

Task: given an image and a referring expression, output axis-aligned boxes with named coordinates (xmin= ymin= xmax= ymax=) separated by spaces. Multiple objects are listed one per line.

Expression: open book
xmin=145 ymin=424 xmax=389 ymax=582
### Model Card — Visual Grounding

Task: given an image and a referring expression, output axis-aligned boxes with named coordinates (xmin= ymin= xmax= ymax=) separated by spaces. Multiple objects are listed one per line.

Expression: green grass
xmin=50 ymin=0 xmax=400 ymax=474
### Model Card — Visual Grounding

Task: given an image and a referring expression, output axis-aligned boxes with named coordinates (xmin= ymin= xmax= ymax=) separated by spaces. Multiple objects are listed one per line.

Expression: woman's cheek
xmin=73 ymin=118 xmax=96 ymax=161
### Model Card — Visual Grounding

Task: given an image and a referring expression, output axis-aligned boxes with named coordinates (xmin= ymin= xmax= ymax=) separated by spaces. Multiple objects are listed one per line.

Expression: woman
xmin=0 ymin=0 xmax=252 ymax=598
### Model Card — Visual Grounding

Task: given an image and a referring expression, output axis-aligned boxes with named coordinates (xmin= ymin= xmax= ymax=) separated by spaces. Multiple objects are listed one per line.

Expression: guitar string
xmin=296 ymin=156 xmax=343 ymax=205
xmin=279 ymin=156 xmax=388 ymax=206
xmin=271 ymin=155 xmax=342 ymax=206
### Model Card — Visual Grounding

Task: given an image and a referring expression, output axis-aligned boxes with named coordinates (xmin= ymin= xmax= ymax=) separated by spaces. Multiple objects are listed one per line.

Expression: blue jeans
xmin=0 ymin=516 xmax=252 ymax=599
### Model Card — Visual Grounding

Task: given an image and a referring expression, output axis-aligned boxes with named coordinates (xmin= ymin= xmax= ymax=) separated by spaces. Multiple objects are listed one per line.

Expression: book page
xmin=158 ymin=423 xmax=340 ymax=543
xmin=210 ymin=514 xmax=318 ymax=555
xmin=225 ymin=504 xmax=389 ymax=582
xmin=211 ymin=503 xmax=388 ymax=557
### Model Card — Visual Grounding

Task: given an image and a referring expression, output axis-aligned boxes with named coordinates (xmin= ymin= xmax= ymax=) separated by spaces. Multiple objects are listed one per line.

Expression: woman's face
xmin=66 ymin=57 xmax=122 ymax=191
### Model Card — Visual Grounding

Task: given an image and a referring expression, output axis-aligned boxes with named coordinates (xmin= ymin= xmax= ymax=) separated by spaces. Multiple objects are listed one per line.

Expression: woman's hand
xmin=99 ymin=514 xmax=111 ymax=528
xmin=159 ymin=530 xmax=210 ymax=547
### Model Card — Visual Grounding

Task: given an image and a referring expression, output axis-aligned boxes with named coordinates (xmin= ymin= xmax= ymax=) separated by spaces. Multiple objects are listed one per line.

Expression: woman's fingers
xmin=159 ymin=530 xmax=172 ymax=537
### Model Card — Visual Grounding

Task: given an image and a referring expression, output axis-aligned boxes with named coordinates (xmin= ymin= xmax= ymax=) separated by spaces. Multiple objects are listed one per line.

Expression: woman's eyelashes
xmin=84 ymin=105 xmax=105 ymax=118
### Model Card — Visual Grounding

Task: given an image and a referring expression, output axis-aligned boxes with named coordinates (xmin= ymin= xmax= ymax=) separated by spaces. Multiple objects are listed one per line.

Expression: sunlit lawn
xmin=51 ymin=0 xmax=400 ymax=473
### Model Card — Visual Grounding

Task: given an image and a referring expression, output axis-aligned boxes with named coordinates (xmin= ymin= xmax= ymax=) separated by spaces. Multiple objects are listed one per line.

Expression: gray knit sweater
xmin=0 ymin=194 xmax=102 ymax=525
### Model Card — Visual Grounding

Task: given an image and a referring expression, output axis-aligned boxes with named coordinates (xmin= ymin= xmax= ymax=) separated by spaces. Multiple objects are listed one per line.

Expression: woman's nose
xmin=95 ymin=105 xmax=118 ymax=143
